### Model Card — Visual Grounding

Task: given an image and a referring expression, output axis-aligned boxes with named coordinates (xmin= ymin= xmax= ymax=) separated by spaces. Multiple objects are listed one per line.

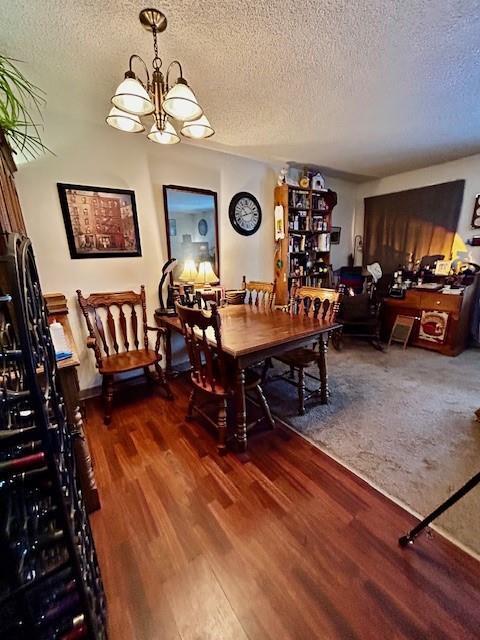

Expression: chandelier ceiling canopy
xmin=106 ymin=8 xmax=214 ymax=144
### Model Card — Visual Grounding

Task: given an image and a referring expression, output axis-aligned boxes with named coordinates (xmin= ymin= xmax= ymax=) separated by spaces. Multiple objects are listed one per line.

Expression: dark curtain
xmin=364 ymin=180 xmax=465 ymax=274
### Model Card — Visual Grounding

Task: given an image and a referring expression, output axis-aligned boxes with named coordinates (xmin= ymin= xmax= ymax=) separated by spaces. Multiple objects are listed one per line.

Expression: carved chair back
xmin=244 ymin=280 xmax=276 ymax=309
xmin=176 ymin=302 xmax=228 ymax=393
xmin=288 ymin=285 xmax=342 ymax=323
xmin=77 ymin=287 xmax=149 ymax=366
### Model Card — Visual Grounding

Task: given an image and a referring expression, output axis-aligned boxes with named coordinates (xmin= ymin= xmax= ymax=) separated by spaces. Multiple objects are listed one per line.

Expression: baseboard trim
xmin=274 ymin=413 xmax=480 ymax=563
xmin=80 ymin=385 xmax=102 ymax=401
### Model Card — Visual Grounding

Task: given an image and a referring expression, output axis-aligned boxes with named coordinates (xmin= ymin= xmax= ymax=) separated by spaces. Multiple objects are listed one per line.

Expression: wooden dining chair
xmin=244 ymin=279 xmax=276 ymax=309
xmin=176 ymin=302 xmax=274 ymax=454
xmin=77 ymin=286 xmax=172 ymax=425
xmin=264 ymin=285 xmax=342 ymax=415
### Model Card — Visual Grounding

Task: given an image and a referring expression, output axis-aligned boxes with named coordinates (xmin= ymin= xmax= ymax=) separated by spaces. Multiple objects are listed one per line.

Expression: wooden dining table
xmin=155 ymin=305 xmax=341 ymax=451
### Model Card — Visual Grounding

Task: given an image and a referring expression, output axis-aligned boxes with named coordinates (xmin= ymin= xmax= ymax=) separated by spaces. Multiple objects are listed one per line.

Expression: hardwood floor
xmin=86 ymin=381 xmax=480 ymax=640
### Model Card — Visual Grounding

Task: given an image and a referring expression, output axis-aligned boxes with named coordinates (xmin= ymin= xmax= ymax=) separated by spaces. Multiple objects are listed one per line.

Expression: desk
xmin=382 ymin=279 xmax=479 ymax=356
xmin=156 ymin=305 xmax=341 ymax=451
xmin=44 ymin=293 xmax=100 ymax=512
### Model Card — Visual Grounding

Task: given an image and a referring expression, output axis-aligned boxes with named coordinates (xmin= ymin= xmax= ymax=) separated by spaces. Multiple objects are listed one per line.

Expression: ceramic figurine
xmin=311 ymin=173 xmax=325 ymax=190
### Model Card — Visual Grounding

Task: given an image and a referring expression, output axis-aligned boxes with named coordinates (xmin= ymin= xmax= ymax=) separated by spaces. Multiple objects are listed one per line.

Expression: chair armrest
xmin=146 ymin=325 xmax=167 ymax=353
xmin=85 ymin=336 xmax=102 ymax=368
xmin=146 ymin=325 xmax=167 ymax=333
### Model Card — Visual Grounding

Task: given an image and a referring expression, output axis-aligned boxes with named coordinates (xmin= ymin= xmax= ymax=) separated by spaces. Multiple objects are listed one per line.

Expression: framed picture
xmin=330 ymin=226 xmax=341 ymax=244
xmin=57 ymin=183 xmax=142 ymax=259
xmin=434 ymin=259 xmax=452 ymax=276
xmin=163 ymin=185 xmax=219 ymax=282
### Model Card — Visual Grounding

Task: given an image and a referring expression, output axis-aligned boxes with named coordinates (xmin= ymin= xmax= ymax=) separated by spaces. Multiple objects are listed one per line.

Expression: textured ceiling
xmin=2 ymin=0 xmax=480 ymax=178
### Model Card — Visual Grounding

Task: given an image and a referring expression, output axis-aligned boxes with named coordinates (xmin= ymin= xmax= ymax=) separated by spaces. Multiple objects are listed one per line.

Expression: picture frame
xmin=330 ymin=226 xmax=341 ymax=244
xmin=57 ymin=183 xmax=141 ymax=259
xmin=434 ymin=259 xmax=452 ymax=276
xmin=163 ymin=185 xmax=219 ymax=283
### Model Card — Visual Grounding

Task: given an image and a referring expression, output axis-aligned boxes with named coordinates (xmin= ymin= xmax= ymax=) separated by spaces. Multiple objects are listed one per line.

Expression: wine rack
xmin=0 ymin=234 xmax=107 ymax=639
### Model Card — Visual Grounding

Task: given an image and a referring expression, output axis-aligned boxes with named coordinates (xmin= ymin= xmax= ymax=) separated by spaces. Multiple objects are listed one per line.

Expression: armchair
xmin=77 ymin=286 xmax=172 ymax=425
xmin=331 ymin=289 xmax=383 ymax=351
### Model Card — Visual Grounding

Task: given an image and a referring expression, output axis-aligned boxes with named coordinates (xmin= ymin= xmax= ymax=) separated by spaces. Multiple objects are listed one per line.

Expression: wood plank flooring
xmin=86 ymin=382 xmax=480 ymax=640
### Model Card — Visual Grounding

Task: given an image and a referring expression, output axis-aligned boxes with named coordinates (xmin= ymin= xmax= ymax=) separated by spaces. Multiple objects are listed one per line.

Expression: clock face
xmin=229 ymin=192 xmax=262 ymax=236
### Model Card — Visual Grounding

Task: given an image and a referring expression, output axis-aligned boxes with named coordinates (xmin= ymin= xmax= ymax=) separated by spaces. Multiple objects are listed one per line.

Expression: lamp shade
xmin=196 ymin=260 xmax=218 ymax=285
xmin=111 ymin=76 xmax=154 ymax=116
xmin=178 ymin=259 xmax=198 ymax=282
xmin=147 ymin=120 xmax=180 ymax=145
xmin=163 ymin=78 xmax=203 ymax=122
xmin=180 ymin=115 xmax=214 ymax=139
xmin=106 ymin=106 xmax=145 ymax=133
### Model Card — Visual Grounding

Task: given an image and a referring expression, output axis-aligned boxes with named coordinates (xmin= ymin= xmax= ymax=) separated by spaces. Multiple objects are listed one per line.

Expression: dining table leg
xmin=235 ymin=367 xmax=247 ymax=452
xmin=318 ymin=334 xmax=329 ymax=404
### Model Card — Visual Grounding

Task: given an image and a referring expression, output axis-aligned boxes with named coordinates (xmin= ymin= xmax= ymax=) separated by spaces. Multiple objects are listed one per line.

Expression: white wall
xmin=354 ymin=154 xmax=480 ymax=265
xmin=326 ymin=176 xmax=357 ymax=269
xmin=15 ymin=113 xmax=357 ymax=391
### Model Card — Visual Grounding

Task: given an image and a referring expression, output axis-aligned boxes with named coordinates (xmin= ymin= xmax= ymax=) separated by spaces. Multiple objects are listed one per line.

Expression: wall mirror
xmin=163 ymin=185 xmax=219 ymax=284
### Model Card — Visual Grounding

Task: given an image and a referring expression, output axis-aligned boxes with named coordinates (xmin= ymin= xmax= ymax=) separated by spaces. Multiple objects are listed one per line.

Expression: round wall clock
xmin=229 ymin=192 xmax=262 ymax=236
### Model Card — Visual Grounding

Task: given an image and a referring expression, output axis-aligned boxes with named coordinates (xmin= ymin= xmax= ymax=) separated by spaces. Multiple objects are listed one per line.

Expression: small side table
xmin=44 ymin=293 xmax=101 ymax=513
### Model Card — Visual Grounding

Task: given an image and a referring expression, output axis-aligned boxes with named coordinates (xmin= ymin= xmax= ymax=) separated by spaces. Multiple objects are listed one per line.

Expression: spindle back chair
xmin=265 ymin=285 xmax=342 ymax=415
xmin=77 ymin=286 xmax=172 ymax=424
xmin=176 ymin=302 xmax=227 ymax=394
xmin=176 ymin=302 xmax=275 ymax=453
xmin=244 ymin=280 xmax=276 ymax=309
xmin=288 ymin=285 xmax=341 ymax=322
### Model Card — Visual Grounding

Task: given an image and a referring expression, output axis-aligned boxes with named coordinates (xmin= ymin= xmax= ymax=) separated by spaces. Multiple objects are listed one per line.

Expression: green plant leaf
xmin=0 ymin=53 xmax=51 ymax=159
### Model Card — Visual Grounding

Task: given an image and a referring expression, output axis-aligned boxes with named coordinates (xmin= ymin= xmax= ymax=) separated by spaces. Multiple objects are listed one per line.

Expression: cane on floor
xmin=399 ymin=471 xmax=480 ymax=547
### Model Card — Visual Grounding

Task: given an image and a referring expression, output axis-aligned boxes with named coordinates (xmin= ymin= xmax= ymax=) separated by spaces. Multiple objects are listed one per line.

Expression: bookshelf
xmin=274 ymin=183 xmax=338 ymax=304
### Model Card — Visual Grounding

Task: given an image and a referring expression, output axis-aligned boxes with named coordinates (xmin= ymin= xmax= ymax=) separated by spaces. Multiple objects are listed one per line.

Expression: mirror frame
xmin=162 ymin=184 xmax=220 ymax=282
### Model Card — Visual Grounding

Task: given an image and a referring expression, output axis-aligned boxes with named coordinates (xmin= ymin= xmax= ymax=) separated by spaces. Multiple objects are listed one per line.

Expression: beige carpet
xmin=264 ymin=342 xmax=480 ymax=556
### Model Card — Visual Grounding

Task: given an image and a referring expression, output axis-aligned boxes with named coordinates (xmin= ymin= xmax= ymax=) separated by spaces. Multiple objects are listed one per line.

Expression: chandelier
xmin=106 ymin=8 xmax=214 ymax=144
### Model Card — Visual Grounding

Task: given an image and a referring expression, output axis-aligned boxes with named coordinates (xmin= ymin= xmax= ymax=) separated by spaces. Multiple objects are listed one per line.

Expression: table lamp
xmin=196 ymin=260 xmax=218 ymax=290
xmin=178 ymin=258 xmax=198 ymax=284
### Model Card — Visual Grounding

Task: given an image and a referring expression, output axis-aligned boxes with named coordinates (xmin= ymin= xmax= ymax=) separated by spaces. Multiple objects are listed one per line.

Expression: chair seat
xmin=276 ymin=347 xmax=318 ymax=368
xmin=99 ymin=348 xmax=160 ymax=374
xmin=191 ymin=366 xmax=262 ymax=397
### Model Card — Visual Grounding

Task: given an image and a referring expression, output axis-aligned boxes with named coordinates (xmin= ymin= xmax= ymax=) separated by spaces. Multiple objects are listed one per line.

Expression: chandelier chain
xmin=152 ymin=26 xmax=162 ymax=71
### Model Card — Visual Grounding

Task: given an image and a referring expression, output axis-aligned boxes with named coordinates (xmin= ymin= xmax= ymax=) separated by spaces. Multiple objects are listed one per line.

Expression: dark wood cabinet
xmin=0 ymin=130 xmax=26 ymax=244
xmin=382 ymin=278 xmax=479 ymax=356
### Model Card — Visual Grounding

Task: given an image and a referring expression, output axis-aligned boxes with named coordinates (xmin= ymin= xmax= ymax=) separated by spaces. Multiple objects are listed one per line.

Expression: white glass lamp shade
xmin=111 ymin=76 xmax=154 ymax=116
xmin=180 ymin=115 xmax=214 ymax=139
xmin=147 ymin=120 xmax=180 ymax=145
xmin=178 ymin=259 xmax=198 ymax=282
xmin=106 ymin=107 xmax=145 ymax=133
xmin=196 ymin=260 xmax=218 ymax=285
xmin=163 ymin=79 xmax=203 ymax=122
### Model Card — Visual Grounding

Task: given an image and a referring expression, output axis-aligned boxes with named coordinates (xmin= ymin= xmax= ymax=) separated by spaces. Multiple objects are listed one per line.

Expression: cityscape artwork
xmin=57 ymin=183 xmax=142 ymax=258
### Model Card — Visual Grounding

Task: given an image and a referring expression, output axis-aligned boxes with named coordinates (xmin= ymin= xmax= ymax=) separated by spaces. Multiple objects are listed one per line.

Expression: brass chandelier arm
xmin=128 ymin=54 xmax=151 ymax=88
xmin=166 ymin=60 xmax=184 ymax=90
